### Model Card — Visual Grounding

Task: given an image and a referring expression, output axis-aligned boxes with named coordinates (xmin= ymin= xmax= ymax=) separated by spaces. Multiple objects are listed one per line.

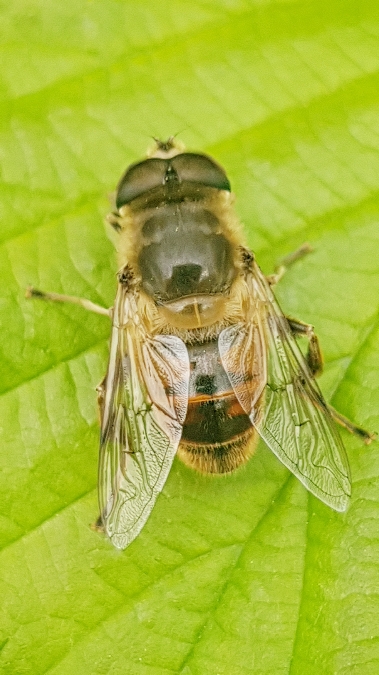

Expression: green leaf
xmin=1 ymin=1 xmax=379 ymax=673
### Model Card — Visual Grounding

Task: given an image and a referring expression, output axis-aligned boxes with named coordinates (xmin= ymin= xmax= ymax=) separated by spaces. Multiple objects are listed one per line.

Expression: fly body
xmin=28 ymin=138 xmax=374 ymax=549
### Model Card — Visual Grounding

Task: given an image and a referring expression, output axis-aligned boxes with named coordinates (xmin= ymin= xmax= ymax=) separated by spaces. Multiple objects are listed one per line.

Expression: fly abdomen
xmin=182 ymin=392 xmax=252 ymax=445
xmin=178 ymin=341 xmax=257 ymax=474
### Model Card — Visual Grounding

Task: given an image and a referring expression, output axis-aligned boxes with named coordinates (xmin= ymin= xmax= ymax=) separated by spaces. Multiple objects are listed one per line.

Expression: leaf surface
xmin=1 ymin=2 xmax=379 ymax=674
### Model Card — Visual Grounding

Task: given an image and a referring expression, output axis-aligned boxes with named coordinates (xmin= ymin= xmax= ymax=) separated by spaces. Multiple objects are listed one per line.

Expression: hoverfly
xmin=27 ymin=138 xmax=374 ymax=549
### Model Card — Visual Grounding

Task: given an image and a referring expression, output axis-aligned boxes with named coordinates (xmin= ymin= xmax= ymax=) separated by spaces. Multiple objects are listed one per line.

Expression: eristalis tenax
xmin=27 ymin=138 xmax=375 ymax=549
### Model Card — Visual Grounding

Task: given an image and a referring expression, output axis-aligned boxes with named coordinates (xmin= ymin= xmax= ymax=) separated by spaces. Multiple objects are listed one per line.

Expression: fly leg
xmin=327 ymin=405 xmax=375 ymax=445
xmin=287 ymin=317 xmax=323 ymax=378
xmin=26 ymin=286 xmax=111 ymax=318
xmin=266 ymin=243 xmax=313 ymax=286
xmin=288 ymin=317 xmax=375 ymax=444
xmin=26 ymin=285 xmax=111 ymax=422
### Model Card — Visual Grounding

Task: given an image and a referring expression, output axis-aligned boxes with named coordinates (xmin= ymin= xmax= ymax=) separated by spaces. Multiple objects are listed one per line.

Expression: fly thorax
xmin=136 ymin=202 xmax=238 ymax=329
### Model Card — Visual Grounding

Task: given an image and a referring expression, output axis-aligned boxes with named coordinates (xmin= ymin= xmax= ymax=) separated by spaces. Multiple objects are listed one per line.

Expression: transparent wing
xmin=219 ymin=260 xmax=351 ymax=511
xmin=99 ymin=283 xmax=190 ymax=549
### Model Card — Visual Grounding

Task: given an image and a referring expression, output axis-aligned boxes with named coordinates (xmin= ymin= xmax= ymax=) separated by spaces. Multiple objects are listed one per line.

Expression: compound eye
xmin=171 ymin=153 xmax=231 ymax=192
xmin=116 ymin=158 xmax=168 ymax=208
xmin=115 ymin=152 xmax=231 ymax=208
